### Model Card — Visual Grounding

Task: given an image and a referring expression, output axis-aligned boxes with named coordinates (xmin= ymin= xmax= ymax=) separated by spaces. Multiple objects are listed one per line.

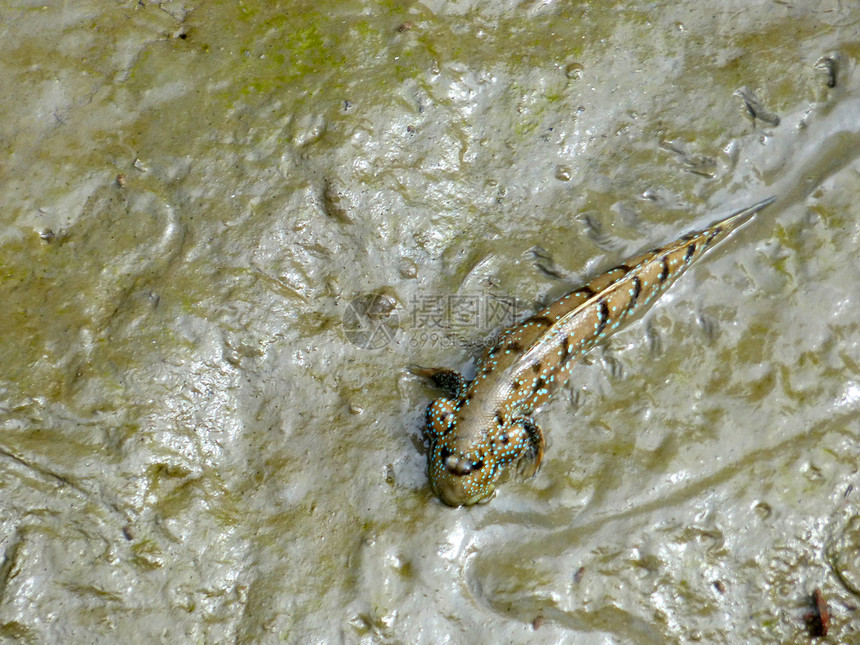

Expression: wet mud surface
xmin=1 ymin=1 xmax=859 ymax=643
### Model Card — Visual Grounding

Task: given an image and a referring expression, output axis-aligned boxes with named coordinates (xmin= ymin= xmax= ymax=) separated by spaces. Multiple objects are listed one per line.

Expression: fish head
xmin=423 ymin=397 xmax=506 ymax=506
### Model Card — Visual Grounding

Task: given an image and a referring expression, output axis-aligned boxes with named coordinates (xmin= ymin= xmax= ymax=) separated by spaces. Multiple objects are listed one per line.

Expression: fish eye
xmin=426 ymin=398 xmax=456 ymax=436
xmin=443 ymin=453 xmax=485 ymax=477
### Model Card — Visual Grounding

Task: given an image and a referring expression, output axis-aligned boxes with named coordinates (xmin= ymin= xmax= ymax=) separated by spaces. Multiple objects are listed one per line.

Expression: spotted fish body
xmin=420 ymin=197 xmax=776 ymax=506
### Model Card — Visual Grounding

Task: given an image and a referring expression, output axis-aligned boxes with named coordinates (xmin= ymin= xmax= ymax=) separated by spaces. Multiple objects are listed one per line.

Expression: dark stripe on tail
xmin=627 ymin=277 xmax=642 ymax=314
xmin=684 ymin=242 xmax=697 ymax=263
xmin=596 ymin=299 xmax=610 ymax=336
xmin=659 ymin=257 xmax=669 ymax=282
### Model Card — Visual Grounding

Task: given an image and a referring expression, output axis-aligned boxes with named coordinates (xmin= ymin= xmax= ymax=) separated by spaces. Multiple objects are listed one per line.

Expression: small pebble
xmin=398 ymin=257 xmax=418 ymax=279
xmin=565 ymin=62 xmax=583 ymax=79
xmin=555 ymin=165 xmax=572 ymax=181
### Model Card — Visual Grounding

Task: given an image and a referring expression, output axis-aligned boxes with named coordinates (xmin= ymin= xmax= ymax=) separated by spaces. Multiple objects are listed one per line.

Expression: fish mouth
xmin=429 ymin=472 xmax=469 ymax=507
xmin=434 ymin=483 xmax=492 ymax=507
xmin=429 ymin=466 xmax=495 ymax=507
xmin=428 ymin=442 xmax=496 ymax=507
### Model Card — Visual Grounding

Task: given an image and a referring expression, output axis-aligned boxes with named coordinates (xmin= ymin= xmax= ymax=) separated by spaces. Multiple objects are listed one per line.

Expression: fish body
xmin=419 ymin=197 xmax=776 ymax=506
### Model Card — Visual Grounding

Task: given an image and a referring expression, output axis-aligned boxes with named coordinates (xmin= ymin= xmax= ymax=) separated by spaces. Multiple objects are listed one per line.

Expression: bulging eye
xmin=425 ymin=398 xmax=456 ymax=438
xmin=443 ymin=452 xmax=483 ymax=476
